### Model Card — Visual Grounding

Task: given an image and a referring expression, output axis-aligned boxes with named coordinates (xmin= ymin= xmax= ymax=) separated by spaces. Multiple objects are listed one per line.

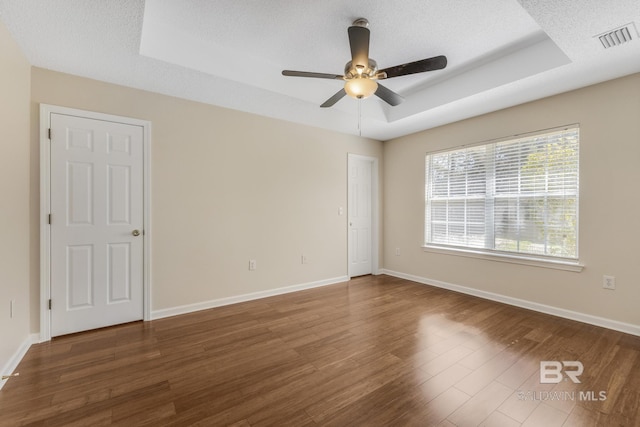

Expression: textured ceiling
xmin=1 ymin=0 xmax=639 ymax=140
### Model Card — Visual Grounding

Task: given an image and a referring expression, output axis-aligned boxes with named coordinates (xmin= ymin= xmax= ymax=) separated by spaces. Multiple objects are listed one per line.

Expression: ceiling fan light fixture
xmin=281 ymin=18 xmax=446 ymax=108
xmin=344 ymin=76 xmax=378 ymax=99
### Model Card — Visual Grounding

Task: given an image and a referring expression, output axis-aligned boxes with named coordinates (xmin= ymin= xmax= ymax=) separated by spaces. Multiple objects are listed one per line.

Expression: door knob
xmin=132 ymin=229 xmax=141 ymax=237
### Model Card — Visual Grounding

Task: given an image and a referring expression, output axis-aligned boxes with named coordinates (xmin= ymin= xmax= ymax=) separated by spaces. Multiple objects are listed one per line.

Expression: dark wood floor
xmin=2 ymin=275 xmax=639 ymax=426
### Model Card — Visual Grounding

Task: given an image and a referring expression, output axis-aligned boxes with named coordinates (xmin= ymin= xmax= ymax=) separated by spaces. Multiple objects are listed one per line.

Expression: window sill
xmin=422 ymin=245 xmax=584 ymax=272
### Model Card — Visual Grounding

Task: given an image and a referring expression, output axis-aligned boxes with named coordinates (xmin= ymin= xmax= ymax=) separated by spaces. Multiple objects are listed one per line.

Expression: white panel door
xmin=348 ymin=156 xmax=372 ymax=277
xmin=50 ymin=113 xmax=144 ymax=336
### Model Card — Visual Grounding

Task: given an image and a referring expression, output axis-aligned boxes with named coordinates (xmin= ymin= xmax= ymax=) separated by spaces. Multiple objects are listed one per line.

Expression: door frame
xmin=347 ymin=153 xmax=379 ymax=278
xmin=39 ymin=104 xmax=152 ymax=342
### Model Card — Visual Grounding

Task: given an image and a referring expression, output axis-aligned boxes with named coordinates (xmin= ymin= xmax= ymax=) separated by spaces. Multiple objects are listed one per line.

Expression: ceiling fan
xmin=282 ymin=18 xmax=447 ymax=108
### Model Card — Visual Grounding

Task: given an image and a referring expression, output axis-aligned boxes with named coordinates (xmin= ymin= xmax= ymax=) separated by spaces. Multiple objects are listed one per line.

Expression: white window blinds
xmin=425 ymin=126 xmax=579 ymax=260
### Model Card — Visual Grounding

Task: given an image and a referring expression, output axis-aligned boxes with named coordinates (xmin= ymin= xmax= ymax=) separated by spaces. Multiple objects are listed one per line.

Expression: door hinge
xmin=48 ymin=299 xmax=52 ymax=310
xmin=48 ymin=128 xmax=51 ymax=140
xmin=48 ymin=214 xmax=51 ymax=225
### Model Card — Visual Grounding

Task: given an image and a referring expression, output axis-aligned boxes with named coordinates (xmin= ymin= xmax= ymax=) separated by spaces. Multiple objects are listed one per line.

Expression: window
xmin=425 ymin=125 xmax=579 ymax=261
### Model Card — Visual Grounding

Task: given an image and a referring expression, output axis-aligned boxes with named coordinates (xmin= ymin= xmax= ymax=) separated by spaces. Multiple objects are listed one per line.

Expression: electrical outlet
xmin=301 ymin=255 xmax=308 ymax=264
xmin=603 ymin=275 xmax=615 ymax=290
xmin=395 ymin=248 xmax=400 ymax=256
xmin=249 ymin=259 xmax=257 ymax=271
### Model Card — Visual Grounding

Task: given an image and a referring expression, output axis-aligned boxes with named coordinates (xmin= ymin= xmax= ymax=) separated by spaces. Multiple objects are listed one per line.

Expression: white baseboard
xmin=0 ymin=333 xmax=39 ymax=391
xmin=381 ymin=269 xmax=640 ymax=337
xmin=151 ymin=275 xmax=350 ymax=320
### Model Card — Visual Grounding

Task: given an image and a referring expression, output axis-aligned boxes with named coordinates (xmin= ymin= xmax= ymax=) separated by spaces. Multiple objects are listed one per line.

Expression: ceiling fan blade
xmin=379 ymin=55 xmax=447 ymax=79
xmin=320 ymin=89 xmax=347 ymax=108
xmin=374 ymin=83 xmax=404 ymax=106
xmin=348 ymin=25 xmax=370 ymax=69
xmin=282 ymin=70 xmax=344 ymax=80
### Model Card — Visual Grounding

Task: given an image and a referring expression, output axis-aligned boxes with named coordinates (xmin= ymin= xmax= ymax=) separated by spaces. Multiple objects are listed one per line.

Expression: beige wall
xmin=383 ymin=73 xmax=640 ymax=326
xmin=0 ymin=21 xmax=31 ymax=372
xmin=30 ymin=68 xmax=383 ymax=323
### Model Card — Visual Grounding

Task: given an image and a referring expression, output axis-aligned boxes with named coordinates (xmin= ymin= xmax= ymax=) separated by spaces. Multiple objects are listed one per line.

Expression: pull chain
xmin=357 ymin=97 xmax=362 ymax=137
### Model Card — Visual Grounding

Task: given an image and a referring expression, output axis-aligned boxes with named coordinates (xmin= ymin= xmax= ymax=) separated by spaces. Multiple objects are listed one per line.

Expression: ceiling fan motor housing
xmin=344 ymin=59 xmax=378 ymax=80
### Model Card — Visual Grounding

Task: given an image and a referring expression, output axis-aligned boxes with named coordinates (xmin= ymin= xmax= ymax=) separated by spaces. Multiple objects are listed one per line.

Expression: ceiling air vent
xmin=596 ymin=22 xmax=637 ymax=49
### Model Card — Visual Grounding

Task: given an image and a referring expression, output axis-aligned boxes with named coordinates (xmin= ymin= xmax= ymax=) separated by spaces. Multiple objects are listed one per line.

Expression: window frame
xmin=423 ymin=125 xmax=583 ymax=272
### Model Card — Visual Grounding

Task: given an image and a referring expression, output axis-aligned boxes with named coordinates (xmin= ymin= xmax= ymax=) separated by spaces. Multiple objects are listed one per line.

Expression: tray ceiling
xmin=1 ymin=0 xmax=639 ymax=140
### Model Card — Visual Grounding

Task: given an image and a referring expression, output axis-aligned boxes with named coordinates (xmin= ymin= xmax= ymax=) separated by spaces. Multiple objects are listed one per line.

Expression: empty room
xmin=1 ymin=1 xmax=640 ymax=426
